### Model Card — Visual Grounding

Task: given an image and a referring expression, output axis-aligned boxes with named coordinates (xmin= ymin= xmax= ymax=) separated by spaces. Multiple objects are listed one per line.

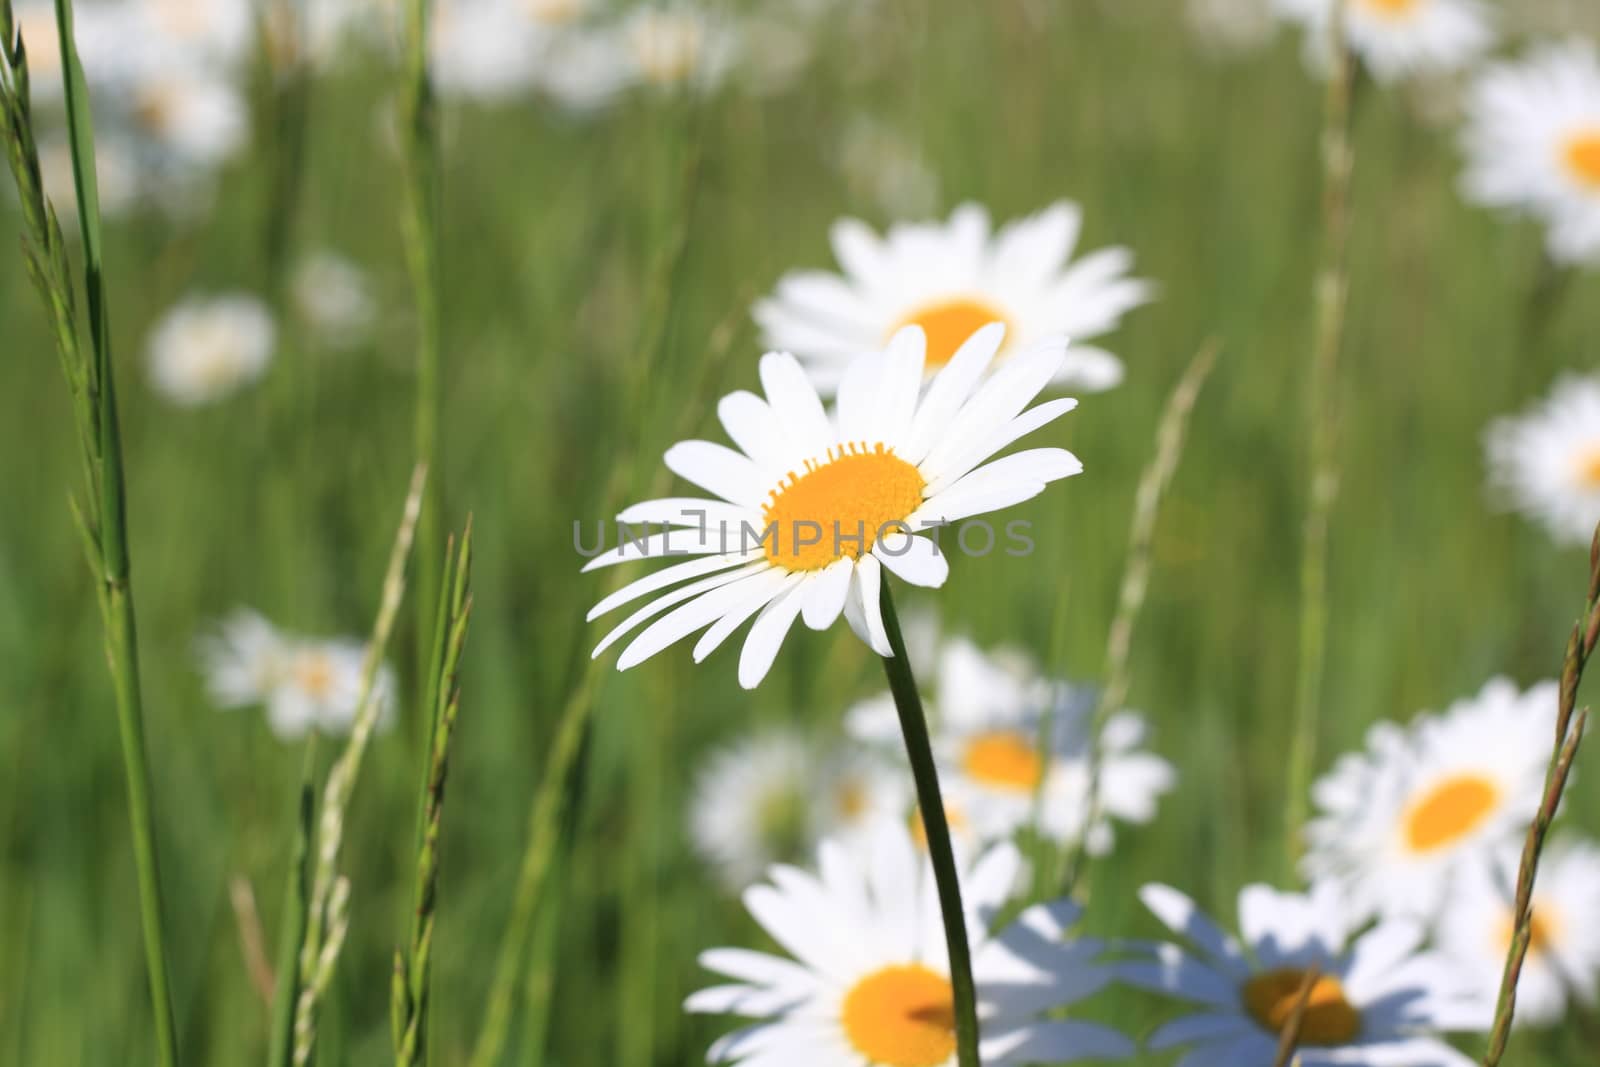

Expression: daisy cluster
xmin=570 ymin=192 xmax=1597 ymax=1064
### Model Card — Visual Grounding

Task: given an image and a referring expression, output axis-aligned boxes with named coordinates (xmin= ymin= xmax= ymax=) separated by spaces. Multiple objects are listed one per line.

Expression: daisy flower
xmin=583 ymin=324 xmax=1083 ymax=689
xmin=1302 ymin=676 xmax=1559 ymax=923
xmin=1485 ymin=373 xmax=1600 ymax=546
xmin=753 ymin=203 xmax=1152 ymax=394
xmin=292 ymin=251 xmax=377 ymax=350
xmin=145 ymin=293 xmax=276 ymax=407
xmin=835 ymin=118 xmax=941 ymax=219
xmin=1124 ymin=881 xmax=1487 ymax=1066
xmin=1438 ymin=839 xmax=1600 ymax=1027
xmin=1272 ymin=0 xmax=1494 ymax=84
xmin=1462 ymin=40 xmax=1600 ymax=266
xmin=848 ymin=636 xmax=1175 ymax=853
xmin=199 ymin=610 xmax=397 ymax=739
xmin=686 ymin=821 xmax=1135 ymax=1066
xmin=123 ymin=65 xmax=250 ymax=170
xmin=621 ymin=7 xmax=738 ymax=93
xmin=690 ymin=728 xmax=911 ymax=892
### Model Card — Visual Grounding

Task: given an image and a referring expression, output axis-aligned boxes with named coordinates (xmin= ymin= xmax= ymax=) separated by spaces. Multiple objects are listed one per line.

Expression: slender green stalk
xmin=1482 ymin=524 xmax=1600 ymax=1066
xmin=1061 ymin=340 xmax=1218 ymax=896
xmin=393 ymin=521 xmax=474 ymax=1067
xmin=2 ymin=5 xmax=178 ymax=1062
xmin=267 ymin=738 xmax=318 ymax=1067
xmin=294 ymin=466 xmax=428 ymax=1065
xmin=1284 ymin=0 xmax=1355 ymax=867
xmin=400 ymin=0 xmax=443 ymax=695
xmin=879 ymin=581 xmax=979 ymax=1067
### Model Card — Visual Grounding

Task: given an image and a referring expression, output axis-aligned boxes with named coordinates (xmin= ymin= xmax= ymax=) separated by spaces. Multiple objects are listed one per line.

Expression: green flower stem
xmin=878 ymin=580 xmax=979 ymax=1067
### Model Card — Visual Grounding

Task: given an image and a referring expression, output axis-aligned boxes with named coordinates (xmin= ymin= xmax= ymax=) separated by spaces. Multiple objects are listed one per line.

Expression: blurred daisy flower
xmin=849 ymin=636 xmax=1174 ymax=853
xmin=1438 ymin=839 xmax=1600 ymax=1028
xmin=1273 ymin=0 xmax=1494 ymax=84
xmin=754 ymin=202 xmax=1152 ymax=394
xmin=689 ymin=728 xmax=907 ymax=891
xmin=1485 ymin=373 xmax=1600 ymax=546
xmin=1301 ymin=677 xmax=1558 ymax=923
xmin=292 ymin=250 xmax=377 ymax=350
xmin=835 ymin=117 xmax=941 ymax=219
xmin=622 ymin=6 xmax=738 ymax=93
xmin=145 ymin=293 xmax=276 ymax=407
xmin=123 ymin=65 xmax=249 ymax=171
xmin=1124 ymin=881 xmax=1487 ymax=1066
xmin=685 ymin=822 xmax=1135 ymax=1066
xmin=1186 ymin=0 xmax=1276 ymax=57
xmin=199 ymin=610 xmax=398 ymax=739
xmin=584 ymin=325 xmax=1082 ymax=689
xmin=1461 ymin=40 xmax=1600 ymax=267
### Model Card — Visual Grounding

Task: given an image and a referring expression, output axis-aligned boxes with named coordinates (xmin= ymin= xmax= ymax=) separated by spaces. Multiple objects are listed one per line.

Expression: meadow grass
xmin=1 ymin=2 xmax=1598 ymax=1065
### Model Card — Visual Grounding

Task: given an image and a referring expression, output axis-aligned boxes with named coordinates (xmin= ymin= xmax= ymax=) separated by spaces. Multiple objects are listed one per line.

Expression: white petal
xmin=759 ymin=352 xmax=833 ymax=459
xmin=901 ymin=322 xmax=1007 ymax=464
xmin=985 ymin=1021 xmax=1136 ymax=1065
xmin=665 ymin=440 xmax=767 ymax=508
xmin=594 ymin=563 xmax=768 ymax=658
xmin=923 ymin=398 xmax=1079 ymax=493
xmin=693 ymin=570 xmax=800 ymax=662
xmin=614 ymin=497 xmax=750 ymax=529
xmin=737 ymin=582 xmax=810 ymax=688
xmin=587 ymin=551 xmax=760 ymax=621
xmin=717 ymin=390 xmax=789 ymax=472
xmin=613 ymin=567 xmax=781 ymax=669
xmin=873 ymin=531 xmax=949 ymax=588
xmin=801 ymin=558 xmax=853 ymax=631
xmin=847 ymin=554 xmax=892 ymax=655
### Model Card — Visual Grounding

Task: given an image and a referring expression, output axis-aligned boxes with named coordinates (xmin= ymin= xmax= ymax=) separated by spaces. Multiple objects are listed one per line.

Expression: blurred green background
xmin=1 ymin=0 xmax=1597 ymax=1064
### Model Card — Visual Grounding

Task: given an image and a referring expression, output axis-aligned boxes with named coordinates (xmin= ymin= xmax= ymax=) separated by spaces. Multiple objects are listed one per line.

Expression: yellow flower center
xmin=908 ymin=804 xmax=967 ymax=851
xmin=1563 ymin=131 xmax=1600 ymax=189
xmin=1243 ymin=970 xmax=1362 ymax=1045
xmin=1497 ymin=904 xmax=1560 ymax=958
xmin=962 ymin=731 xmax=1044 ymax=791
xmin=836 ymin=779 xmax=869 ymax=820
xmin=760 ymin=443 xmax=926 ymax=572
xmin=893 ymin=297 xmax=1012 ymax=369
xmin=1360 ymin=0 xmax=1420 ymax=16
xmin=841 ymin=965 xmax=956 ymax=1067
xmin=1404 ymin=774 xmax=1500 ymax=854
xmin=293 ymin=653 xmax=335 ymax=700
xmin=1576 ymin=446 xmax=1600 ymax=488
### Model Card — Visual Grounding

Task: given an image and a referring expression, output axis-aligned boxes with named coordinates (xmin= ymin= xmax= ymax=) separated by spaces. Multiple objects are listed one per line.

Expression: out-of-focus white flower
xmin=836 ymin=118 xmax=941 ymax=219
xmin=37 ymin=132 xmax=142 ymax=222
xmin=292 ymin=251 xmax=377 ymax=350
xmin=128 ymin=0 xmax=256 ymax=69
xmin=432 ymin=0 xmax=540 ymax=101
xmin=1273 ymin=0 xmax=1494 ymax=84
xmin=126 ymin=66 xmax=249 ymax=169
xmin=1438 ymin=839 xmax=1600 ymax=1028
xmin=689 ymin=727 xmax=819 ymax=891
xmin=755 ymin=202 xmax=1152 ymax=394
xmin=622 ymin=7 xmax=737 ymax=92
xmin=1302 ymin=677 xmax=1558 ymax=924
xmin=1461 ymin=40 xmax=1600 ymax=267
xmin=199 ymin=610 xmax=398 ymax=739
xmin=1186 ymin=0 xmax=1277 ymax=57
xmin=146 ymin=293 xmax=276 ymax=407
xmin=1485 ymin=373 xmax=1600 ymax=546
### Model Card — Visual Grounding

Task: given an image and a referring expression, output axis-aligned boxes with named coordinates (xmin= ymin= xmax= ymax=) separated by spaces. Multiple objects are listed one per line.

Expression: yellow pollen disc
xmin=1361 ymin=0 xmax=1420 ymax=15
xmin=294 ymin=654 xmax=335 ymax=700
xmin=962 ymin=731 xmax=1044 ymax=791
xmin=1564 ymin=131 xmax=1600 ymax=188
xmin=760 ymin=443 xmax=926 ymax=572
xmin=836 ymin=779 xmax=869 ymax=819
xmin=909 ymin=805 xmax=966 ymax=851
xmin=1496 ymin=903 xmax=1560 ymax=958
xmin=1404 ymin=774 xmax=1500 ymax=853
xmin=1243 ymin=970 xmax=1362 ymax=1045
xmin=1576 ymin=447 xmax=1600 ymax=488
xmin=841 ymin=965 xmax=956 ymax=1067
xmin=892 ymin=297 xmax=1012 ymax=369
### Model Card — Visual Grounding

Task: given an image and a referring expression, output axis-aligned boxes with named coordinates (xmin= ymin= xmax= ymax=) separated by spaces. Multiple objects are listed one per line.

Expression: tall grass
xmin=1284 ymin=0 xmax=1355 ymax=866
xmin=0 ymin=3 xmax=178 ymax=1061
